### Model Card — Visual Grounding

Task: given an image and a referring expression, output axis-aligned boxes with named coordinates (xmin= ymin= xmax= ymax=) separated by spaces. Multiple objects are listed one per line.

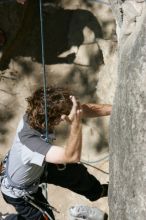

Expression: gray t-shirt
xmin=1 ymin=115 xmax=54 ymax=198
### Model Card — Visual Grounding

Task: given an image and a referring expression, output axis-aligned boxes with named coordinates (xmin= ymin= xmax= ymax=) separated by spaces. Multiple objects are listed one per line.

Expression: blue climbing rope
xmin=39 ymin=0 xmax=49 ymax=143
xmin=39 ymin=0 xmax=49 ymax=201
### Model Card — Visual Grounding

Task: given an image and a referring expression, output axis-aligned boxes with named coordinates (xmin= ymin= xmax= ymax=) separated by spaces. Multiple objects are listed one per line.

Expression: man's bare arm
xmin=64 ymin=109 xmax=82 ymax=163
xmin=81 ymin=103 xmax=112 ymax=118
xmin=45 ymin=96 xmax=82 ymax=164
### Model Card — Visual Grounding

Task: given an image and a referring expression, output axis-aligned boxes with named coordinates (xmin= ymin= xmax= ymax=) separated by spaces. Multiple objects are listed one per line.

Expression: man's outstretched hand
xmin=81 ymin=103 xmax=112 ymax=118
xmin=61 ymin=97 xmax=112 ymax=121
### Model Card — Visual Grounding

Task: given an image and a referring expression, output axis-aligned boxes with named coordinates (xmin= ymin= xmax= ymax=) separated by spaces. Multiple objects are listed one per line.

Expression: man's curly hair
xmin=26 ymin=86 xmax=73 ymax=132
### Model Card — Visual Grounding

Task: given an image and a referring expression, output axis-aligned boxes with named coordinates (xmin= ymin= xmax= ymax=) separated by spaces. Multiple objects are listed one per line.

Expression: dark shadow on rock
xmin=0 ymin=0 xmax=103 ymax=70
xmin=56 ymin=65 xmax=100 ymax=113
xmin=95 ymin=117 xmax=109 ymax=152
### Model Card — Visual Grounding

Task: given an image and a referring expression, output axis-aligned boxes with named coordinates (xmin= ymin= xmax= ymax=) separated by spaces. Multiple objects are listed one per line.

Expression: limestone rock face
xmin=109 ymin=0 xmax=146 ymax=220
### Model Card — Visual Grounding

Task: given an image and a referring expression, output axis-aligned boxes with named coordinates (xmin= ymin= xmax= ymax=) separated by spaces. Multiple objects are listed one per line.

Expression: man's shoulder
xmin=18 ymin=114 xmax=41 ymax=139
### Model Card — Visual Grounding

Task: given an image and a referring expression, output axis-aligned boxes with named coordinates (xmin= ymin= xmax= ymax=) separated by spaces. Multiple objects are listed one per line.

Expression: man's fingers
xmin=61 ymin=109 xmax=82 ymax=124
xmin=76 ymin=109 xmax=83 ymax=120
xmin=70 ymin=96 xmax=77 ymax=107
xmin=68 ymin=96 xmax=78 ymax=121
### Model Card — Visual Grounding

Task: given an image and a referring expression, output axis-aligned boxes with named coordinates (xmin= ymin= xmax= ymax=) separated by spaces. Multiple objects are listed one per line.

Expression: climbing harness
xmin=1 ymin=152 xmax=58 ymax=220
xmin=23 ymin=194 xmax=59 ymax=220
xmin=24 ymin=197 xmax=52 ymax=220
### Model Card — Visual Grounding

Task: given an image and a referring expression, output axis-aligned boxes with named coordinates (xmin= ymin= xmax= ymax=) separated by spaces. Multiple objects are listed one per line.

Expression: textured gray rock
xmin=109 ymin=0 xmax=146 ymax=220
